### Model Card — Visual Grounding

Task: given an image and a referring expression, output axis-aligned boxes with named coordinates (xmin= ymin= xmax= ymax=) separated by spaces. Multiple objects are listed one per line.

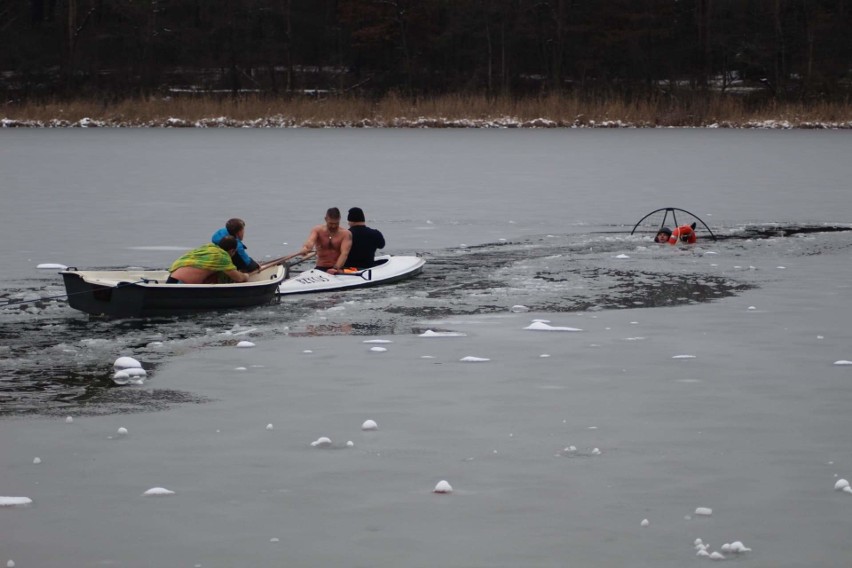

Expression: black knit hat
xmin=347 ymin=207 xmax=365 ymax=222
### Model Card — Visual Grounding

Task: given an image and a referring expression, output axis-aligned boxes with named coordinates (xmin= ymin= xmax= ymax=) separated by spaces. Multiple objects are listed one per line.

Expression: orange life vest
xmin=669 ymin=224 xmax=697 ymax=245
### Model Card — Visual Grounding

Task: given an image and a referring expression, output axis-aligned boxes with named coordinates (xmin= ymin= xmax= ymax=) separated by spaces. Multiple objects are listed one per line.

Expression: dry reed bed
xmin=2 ymin=94 xmax=851 ymax=127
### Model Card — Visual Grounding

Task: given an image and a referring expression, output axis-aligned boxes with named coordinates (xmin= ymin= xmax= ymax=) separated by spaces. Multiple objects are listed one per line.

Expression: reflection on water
xmin=1 ymin=225 xmax=847 ymax=417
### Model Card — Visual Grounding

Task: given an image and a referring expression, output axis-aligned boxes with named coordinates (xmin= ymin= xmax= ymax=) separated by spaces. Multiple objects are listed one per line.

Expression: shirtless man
xmin=168 ymin=235 xmax=250 ymax=284
xmin=298 ymin=207 xmax=352 ymax=275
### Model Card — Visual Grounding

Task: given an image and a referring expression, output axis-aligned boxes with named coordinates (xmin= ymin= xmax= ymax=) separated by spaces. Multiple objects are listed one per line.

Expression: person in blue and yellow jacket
xmin=212 ymin=218 xmax=260 ymax=273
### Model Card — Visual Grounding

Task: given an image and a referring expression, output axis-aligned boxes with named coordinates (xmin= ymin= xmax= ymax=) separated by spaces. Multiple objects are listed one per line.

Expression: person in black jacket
xmin=345 ymin=207 xmax=385 ymax=268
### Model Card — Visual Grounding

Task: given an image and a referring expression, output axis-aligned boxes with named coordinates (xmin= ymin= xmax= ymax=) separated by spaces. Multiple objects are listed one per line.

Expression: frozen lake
xmin=2 ymin=128 xmax=852 ymax=566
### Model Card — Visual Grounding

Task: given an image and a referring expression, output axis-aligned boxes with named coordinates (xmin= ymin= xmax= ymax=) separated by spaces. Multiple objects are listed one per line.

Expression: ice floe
xmin=0 ymin=497 xmax=32 ymax=507
xmin=369 ymin=347 xmax=387 ymax=352
xmin=36 ymin=263 xmax=67 ymax=270
xmin=640 ymin=519 xmax=649 ymax=527
xmin=614 ymin=254 xmax=630 ymax=259
xmin=117 ymin=427 xmax=128 ymax=436
xmin=33 ymin=457 xmax=41 ymax=464
xmin=694 ymin=536 xmax=752 ymax=560
xmin=433 ymin=480 xmax=453 ymax=494
xmin=460 ymin=356 xmax=490 ymax=362
xmin=113 ymin=369 xmax=146 ymax=385
xmin=834 ymin=478 xmax=849 ymax=491
xmin=266 ymin=424 xmax=274 ymax=431
xmin=361 ymin=420 xmax=378 ymax=431
xmin=236 ymin=341 xmax=255 ymax=348
xmin=311 ymin=437 xmax=332 ymax=448
xmin=363 ymin=339 xmax=392 ymax=344
xmin=523 ymin=321 xmax=582 ymax=332
xmin=672 ymin=354 xmax=696 ymax=359
xmin=511 ymin=305 xmax=530 ymax=312
xmin=694 ymin=507 xmax=713 ymax=516
xmin=142 ymin=487 xmax=175 ymax=496
xmin=114 ymin=356 xmax=142 ymax=369
xmin=419 ymin=330 xmax=467 ymax=337
xmin=721 ymin=541 xmax=752 ymax=553
xmin=833 ymin=360 xmax=852 ymax=365
xmin=65 ymin=416 xmax=73 ymax=423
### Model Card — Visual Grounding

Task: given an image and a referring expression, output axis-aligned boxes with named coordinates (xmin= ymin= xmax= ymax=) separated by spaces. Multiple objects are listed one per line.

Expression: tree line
xmin=2 ymin=0 xmax=850 ymax=102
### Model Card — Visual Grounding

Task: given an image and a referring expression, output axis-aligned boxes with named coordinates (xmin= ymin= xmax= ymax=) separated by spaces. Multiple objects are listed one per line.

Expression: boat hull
xmin=277 ymin=255 xmax=424 ymax=296
xmin=60 ymin=266 xmax=286 ymax=318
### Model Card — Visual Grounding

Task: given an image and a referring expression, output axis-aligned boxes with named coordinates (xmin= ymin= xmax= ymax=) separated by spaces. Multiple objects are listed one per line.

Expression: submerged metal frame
xmin=630 ymin=207 xmax=717 ymax=241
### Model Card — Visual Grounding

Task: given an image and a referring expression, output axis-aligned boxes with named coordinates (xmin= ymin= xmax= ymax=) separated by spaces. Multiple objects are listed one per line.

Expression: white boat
xmin=277 ymin=255 xmax=425 ymax=296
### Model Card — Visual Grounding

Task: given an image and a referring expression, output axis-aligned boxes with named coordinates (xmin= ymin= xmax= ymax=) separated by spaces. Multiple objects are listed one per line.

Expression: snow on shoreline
xmin=2 ymin=116 xmax=851 ymax=129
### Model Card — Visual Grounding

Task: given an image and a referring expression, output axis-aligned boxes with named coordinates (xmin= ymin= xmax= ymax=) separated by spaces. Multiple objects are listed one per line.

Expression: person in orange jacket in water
xmin=655 ymin=223 xmax=697 ymax=245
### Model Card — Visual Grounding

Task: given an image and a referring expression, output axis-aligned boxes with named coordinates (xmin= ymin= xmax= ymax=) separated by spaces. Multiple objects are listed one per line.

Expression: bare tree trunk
xmin=393 ymin=1 xmax=412 ymax=93
xmin=695 ymin=0 xmax=711 ymax=88
xmin=484 ymin=12 xmax=493 ymax=95
xmin=66 ymin=0 xmax=76 ymax=70
xmin=501 ymin=20 xmax=507 ymax=96
xmin=773 ymin=0 xmax=785 ymax=96
xmin=283 ymin=0 xmax=292 ymax=93
xmin=552 ymin=0 xmax=565 ymax=93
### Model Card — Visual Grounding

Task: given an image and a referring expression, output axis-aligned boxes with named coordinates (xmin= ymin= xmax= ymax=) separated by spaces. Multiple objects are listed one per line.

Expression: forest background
xmin=2 ymin=0 xmax=851 ymax=126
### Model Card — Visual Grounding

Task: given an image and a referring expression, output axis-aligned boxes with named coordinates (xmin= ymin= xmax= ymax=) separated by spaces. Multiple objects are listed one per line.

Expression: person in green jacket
xmin=167 ymin=236 xmax=249 ymax=284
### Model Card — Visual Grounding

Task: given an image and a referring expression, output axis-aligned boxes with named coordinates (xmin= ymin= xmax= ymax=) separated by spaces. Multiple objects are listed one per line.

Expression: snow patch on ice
xmin=142 ymin=487 xmax=175 ymax=496
xmin=419 ymin=330 xmax=467 ymax=337
xmin=0 ymin=497 xmax=32 ymax=507
xmin=524 ymin=321 xmax=582 ymax=332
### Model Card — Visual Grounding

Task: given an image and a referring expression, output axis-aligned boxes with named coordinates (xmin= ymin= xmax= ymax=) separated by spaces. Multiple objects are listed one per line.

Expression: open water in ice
xmin=1 ymin=128 xmax=850 ymax=417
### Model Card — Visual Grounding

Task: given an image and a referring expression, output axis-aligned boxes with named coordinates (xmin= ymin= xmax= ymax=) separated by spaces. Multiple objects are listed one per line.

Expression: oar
xmin=258 ymin=251 xmax=313 ymax=271
xmin=283 ymin=252 xmax=316 ymax=270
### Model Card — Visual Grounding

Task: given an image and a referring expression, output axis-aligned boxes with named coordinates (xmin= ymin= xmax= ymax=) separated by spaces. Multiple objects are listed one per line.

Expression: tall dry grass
xmin=3 ymin=92 xmax=851 ymax=126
